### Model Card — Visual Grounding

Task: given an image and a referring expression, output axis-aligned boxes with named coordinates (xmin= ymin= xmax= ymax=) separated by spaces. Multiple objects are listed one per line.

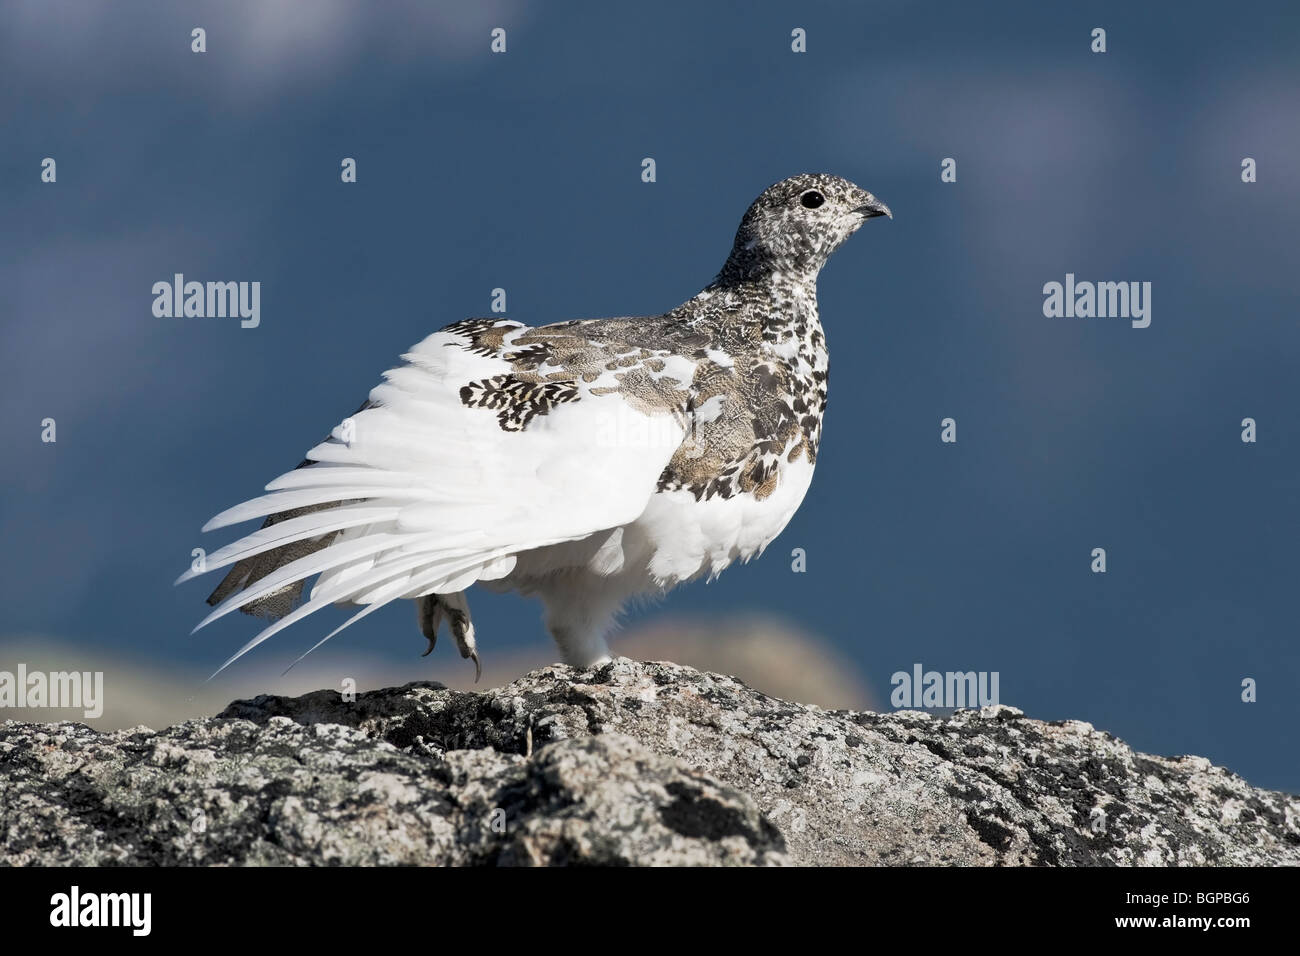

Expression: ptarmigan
xmin=181 ymin=173 xmax=891 ymax=678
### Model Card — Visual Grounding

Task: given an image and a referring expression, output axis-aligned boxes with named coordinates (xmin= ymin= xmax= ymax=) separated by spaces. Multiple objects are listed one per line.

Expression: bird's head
xmin=716 ymin=173 xmax=890 ymax=286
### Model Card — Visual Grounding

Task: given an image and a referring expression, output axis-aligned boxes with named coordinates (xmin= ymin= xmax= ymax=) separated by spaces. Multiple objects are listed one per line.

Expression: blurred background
xmin=1 ymin=1 xmax=1296 ymax=790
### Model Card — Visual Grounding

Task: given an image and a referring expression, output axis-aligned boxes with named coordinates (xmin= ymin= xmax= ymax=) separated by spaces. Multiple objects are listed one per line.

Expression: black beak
xmin=854 ymin=197 xmax=892 ymax=220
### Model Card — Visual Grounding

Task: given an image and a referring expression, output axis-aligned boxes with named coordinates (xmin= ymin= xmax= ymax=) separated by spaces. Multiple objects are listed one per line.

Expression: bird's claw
xmin=417 ymin=594 xmax=443 ymax=657
xmin=454 ymin=625 xmax=481 ymax=683
xmin=416 ymin=592 xmax=480 ymax=681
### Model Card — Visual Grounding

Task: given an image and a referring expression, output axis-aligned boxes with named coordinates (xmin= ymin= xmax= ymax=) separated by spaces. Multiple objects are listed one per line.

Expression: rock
xmin=1 ymin=659 xmax=1295 ymax=865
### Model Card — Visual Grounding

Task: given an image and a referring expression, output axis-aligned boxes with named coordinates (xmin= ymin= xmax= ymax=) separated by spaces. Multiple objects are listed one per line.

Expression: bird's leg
xmin=416 ymin=592 xmax=481 ymax=682
xmin=542 ymin=586 xmax=618 ymax=669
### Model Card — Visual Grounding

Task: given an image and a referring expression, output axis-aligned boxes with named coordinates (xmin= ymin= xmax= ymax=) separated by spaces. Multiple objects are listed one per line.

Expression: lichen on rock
xmin=1 ymin=659 xmax=1295 ymax=866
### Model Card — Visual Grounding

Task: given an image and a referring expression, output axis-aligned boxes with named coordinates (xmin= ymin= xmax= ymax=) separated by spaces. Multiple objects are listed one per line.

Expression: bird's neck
xmin=765 ymin=274 xmax=826 ymax=371
xmin=689 ymin=272 xmax=827 ymax=387
xmin=711 ymin=247 xmax=822 ymax=289
xmin=702 ymin=269 xmax=821 ymax=340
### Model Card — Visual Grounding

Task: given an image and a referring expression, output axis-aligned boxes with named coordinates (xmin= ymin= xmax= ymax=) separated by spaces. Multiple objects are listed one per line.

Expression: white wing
xmin=181 ymin=320 xmax=691 ymax=674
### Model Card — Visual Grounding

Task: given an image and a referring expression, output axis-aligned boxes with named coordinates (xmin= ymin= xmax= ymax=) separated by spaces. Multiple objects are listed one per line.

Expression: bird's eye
xmin=800 ymin=190 xmax=825 ymax=209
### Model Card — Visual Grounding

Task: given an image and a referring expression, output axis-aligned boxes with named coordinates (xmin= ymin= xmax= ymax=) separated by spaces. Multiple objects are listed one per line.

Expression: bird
xmin=180 ymin=173 xmax=891 ymax=679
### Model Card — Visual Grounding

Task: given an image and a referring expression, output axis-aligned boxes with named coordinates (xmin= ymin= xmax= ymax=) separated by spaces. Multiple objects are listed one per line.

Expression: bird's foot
xmin=416 ymin=592 xmax=481 ymax=682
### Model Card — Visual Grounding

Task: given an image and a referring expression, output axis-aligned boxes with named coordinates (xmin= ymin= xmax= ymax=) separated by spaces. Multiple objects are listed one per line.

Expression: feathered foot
xmin=417 ymin=592 xmax=481 ymax=681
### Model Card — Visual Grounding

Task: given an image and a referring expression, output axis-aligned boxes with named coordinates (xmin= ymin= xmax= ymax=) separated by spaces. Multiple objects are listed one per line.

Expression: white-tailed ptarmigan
xmin=181 ymin=174 xmax=891 ymax=678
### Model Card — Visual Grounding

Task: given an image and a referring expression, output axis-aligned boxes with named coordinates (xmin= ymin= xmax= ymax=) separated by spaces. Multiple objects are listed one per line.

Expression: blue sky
xmin=2 ymin=0 xmax=1298 ymax=791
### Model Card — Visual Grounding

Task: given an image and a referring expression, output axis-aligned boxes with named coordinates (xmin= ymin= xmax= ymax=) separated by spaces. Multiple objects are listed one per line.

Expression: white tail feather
xmin=201 ymin=485 xmax=457 ymax=532
xmin=193 ymin=531 xmax=432 ymax=632
xmin=264 ymin=465 xmax=425 ymax=492
xmin=175 ymin=504 xmax=400 ymax=585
